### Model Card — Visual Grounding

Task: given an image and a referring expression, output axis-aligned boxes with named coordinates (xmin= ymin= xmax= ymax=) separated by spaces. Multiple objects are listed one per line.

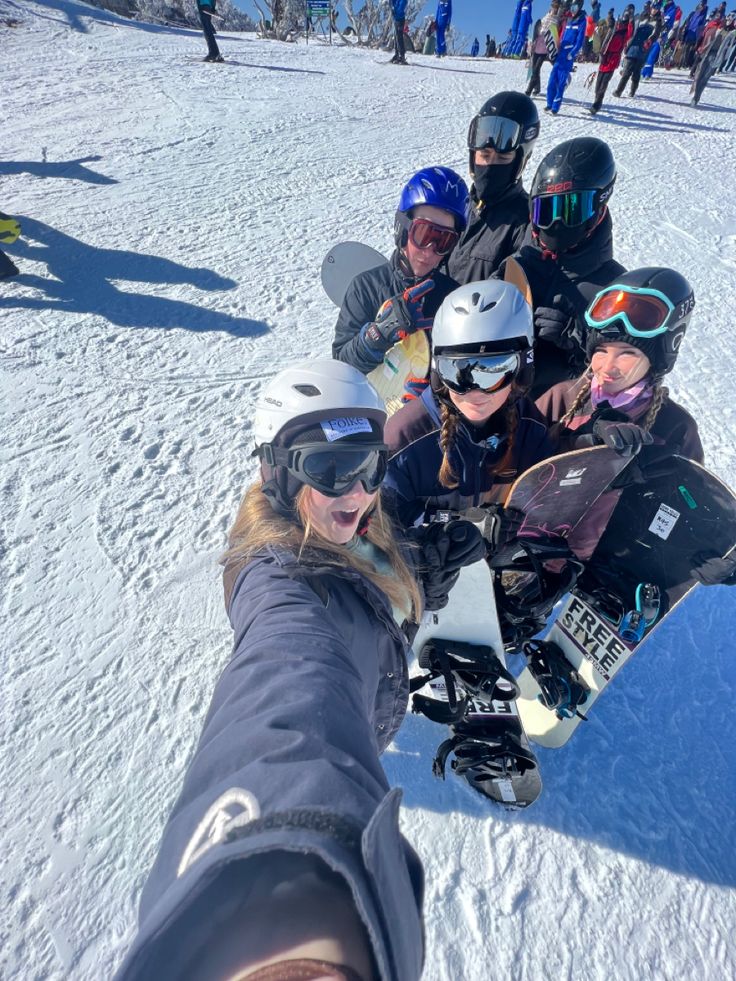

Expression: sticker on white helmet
xmin=321 ymin=417 xmax=373 ymax=442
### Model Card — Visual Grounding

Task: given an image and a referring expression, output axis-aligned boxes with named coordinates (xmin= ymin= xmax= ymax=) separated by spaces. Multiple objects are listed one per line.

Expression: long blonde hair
xmin=222 ymin=484 xmax=422 ymax=621
xmin=560 ymin=371 xmax=668 ymax=433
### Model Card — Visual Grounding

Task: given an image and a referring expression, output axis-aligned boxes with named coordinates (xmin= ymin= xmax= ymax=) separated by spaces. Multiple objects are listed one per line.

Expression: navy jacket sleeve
xmin=115 ymin=554 xmax=423 ymax=981
xmin=332 ymin=265 xmax=389 ymax=373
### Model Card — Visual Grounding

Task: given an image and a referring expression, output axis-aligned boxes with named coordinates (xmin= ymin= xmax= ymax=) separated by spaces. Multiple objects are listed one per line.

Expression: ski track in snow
xmin=2 ymin=3 xmax=736 ymax=978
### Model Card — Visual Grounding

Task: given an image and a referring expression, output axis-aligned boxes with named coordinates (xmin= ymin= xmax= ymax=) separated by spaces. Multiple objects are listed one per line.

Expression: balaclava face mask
xmin=473 ymin=160 xmax=518 ymax=204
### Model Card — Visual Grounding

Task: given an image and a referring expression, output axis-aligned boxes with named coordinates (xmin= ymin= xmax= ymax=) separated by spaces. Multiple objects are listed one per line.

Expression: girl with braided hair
xmin=384 ymin=280 xmax=557 ymax=532
xmin=536 ymin=266 xmax=703 ymax=464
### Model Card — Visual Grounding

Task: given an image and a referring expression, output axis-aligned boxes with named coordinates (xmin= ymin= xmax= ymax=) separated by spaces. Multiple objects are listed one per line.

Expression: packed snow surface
xmin=2 ymin=2 xmax=736 ymax=978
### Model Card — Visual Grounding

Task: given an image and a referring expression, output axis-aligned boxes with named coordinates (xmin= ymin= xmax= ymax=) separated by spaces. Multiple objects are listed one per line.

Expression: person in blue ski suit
xmin=435 ymin=0 xmax=452 ymax=56
xmin=471 ymin=36 xmax=480 ymax=56
xmin=390 ymin=0 xmax=409 ymax=64
xmin=509 ymin=0 xmax=534 ymax=56
xmin=545 ymin=3 xmax=587 ymax=114
xmin=641 ymin=36 xmax=661 ymax=76
xmin=114 ymin=359 xmax=486 ymax=981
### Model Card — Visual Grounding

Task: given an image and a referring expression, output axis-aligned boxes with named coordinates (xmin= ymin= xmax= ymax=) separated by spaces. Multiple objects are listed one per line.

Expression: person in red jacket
xmin=588 ymin=5 xmax=634 ymax=113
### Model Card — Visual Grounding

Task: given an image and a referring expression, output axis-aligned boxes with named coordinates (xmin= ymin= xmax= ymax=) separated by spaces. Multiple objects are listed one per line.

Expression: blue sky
xmin=234 ymin=1 xmax=705 ymax=44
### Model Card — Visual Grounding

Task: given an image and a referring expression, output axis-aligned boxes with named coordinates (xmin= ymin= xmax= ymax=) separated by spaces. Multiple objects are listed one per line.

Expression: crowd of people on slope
xmin=113 ymin=86 xmax=736 ymax=981
xmin=516 ymin=0 xmax=736 ymax=114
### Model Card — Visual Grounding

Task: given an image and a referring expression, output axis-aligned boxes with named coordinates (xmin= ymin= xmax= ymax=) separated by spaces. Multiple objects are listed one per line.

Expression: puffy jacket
xmin=435 ymin=0 xmax=452 ymax=29
xmin=599 ymin=19 xmax=634 ymax=71
xmin=392 ymin=0 xmax=408 ymax=19
xmin=446 ymin=182 xmax=530 ymax=285
xmin=624 ymin=18 xmax=659 ymax=61
xmin=496 ymin=211 xmax=626 ymax=398
xmin=116 ymin=545 xmax=424 ymax=981
xmin=385 ymin=386 xmax=556 ymax=526
xmin=536 ymin=375 xmax=705 ymax=462
xmin=332 ymin=250 xmax=458 ymax=374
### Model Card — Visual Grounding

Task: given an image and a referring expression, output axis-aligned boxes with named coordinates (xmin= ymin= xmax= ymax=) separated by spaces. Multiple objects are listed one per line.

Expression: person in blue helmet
xmin=545 ymin=2 xmax=587 ymax=114
xmin=332 ymin=166 xmax=468 ymax=401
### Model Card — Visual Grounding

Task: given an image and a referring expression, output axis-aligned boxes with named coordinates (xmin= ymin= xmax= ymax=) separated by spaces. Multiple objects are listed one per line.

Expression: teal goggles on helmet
xmin=532 ymin=189 xmax=598 ymax=229
xmin=585 ymin=284 xmax=675 ymax=338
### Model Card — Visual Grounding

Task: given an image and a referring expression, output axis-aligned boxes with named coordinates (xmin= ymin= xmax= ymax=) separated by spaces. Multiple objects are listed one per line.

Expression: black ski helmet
xmin=530 ymin=137 xmax=616 ymax=253
xmin=467 ymin=91 xmax=540 ymax=182
xmin=585 ymin=267 xmax=695 ymax=377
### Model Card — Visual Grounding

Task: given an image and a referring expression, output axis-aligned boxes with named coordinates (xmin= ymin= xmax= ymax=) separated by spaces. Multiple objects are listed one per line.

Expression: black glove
xmin=408 ymin=519 xmax=485 ymax=610
xmin=692 ymin=553 xmax=736 ymax=586
xmin=592 ymin=419 xmax=654 ymax=458
xmin=481 ymin=505 xmax=526 ymax=553
xmin=534 ymin=295 xmax=583 ymax=352
xmin=357 ymin=279 xmax=434 ymax=362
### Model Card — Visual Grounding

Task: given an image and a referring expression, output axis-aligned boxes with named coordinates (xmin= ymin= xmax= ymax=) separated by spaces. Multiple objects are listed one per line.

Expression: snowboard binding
xmin=522 ymin=639 xmax=591 ymax=721
xmin=411 ymin=637 xmax=518 ymax=726
xmin=432 ymin=725 xmax=538 ymax=788
xmin=490 ymin=538 xmax=585 ymax=650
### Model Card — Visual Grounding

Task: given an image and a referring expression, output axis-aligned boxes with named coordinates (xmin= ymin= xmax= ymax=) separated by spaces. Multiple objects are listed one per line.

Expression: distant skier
xmin=196 ymin=0 xmax=223 ymax=62
xmin=0 ymin=212 xmax=21 ymax=279
xmin=471 ymin=36 xmax=480 ymax=56
xmin=613 ymin=1 xmax=661 ymax=96
xmin=448 ymin=91 xmax=540 ymax=284
xmin=691 ymin=13 xmax=726 ymax=104
xmin=545 ymin=2 xmax=587 ymax=114
xmin=588 ymin=6 xmax=634 ymax=113
xmin=435 ymin=0 xmax=452 ymax=56
xmin=390 ymin=0 xmax=409 ymax=64
xmin=332 ymin=166 xmax=467 ymax=400
xmin=526 ymin=0 xmax=562 ymax=97
xmin=114 ymin=358 xmax=489 ymax=981
xmin=508 ymin=0 xmax=534 ymax=56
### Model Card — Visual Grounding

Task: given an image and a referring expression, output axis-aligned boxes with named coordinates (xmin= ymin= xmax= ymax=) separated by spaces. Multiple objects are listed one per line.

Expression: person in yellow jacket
xmin=0 ymin=213 xmax=21 ymax=279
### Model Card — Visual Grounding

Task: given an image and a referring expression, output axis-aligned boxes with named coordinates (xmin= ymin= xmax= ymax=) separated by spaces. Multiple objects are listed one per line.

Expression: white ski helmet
xmin=432 ymin=281 xmax=535 ymax=390
xmin=253 ymin=359 xmax=386 ymax=450
xmin=253 ymin=359 xmax=388 ymax=516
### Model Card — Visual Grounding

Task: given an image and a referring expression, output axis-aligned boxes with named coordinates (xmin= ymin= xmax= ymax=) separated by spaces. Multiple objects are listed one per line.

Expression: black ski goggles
xmin=531 ymin=189 xmax=598 ymax=229
xmin=435 ymin=352 xmax=520 ymax=394
xmin=260 ymin=442 xmax=389 ymax=497
xmin=468 ymin=114 xmax=524 ymax=153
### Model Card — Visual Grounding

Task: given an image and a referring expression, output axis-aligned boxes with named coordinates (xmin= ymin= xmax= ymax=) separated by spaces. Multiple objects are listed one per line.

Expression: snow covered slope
xmin=1 ymin=2 xmax=735 ymax=978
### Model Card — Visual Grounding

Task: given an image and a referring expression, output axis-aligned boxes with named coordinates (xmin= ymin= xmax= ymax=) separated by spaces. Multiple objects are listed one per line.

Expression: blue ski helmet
xmin=394 ymin=166 xmax=470 ymax=251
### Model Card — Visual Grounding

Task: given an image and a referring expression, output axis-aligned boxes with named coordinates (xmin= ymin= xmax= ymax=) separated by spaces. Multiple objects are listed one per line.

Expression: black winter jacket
xmin=496 ymin=211 xmax=626 ymax=399
xmin=332 ymin=250 xmax=458 ymax=374
xmin=447 ymin=182 xmax=530 ymax=285
xmin=385 ymin=386 xmax=556 ymax=526
xmin=116 ymin=546 xmax=424 ymax=981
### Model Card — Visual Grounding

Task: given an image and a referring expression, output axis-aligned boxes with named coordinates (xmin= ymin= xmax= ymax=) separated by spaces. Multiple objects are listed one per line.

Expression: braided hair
xmin=559 ymin=371 xmax=668 ymax=434
xmin=437 ymin=384 xmax=523 ymax=490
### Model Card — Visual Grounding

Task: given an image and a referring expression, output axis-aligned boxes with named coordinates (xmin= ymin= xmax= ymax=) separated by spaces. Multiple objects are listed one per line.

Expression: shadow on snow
xmin=0 ymin=155 xmax=118 ymax=185
xmin=1 ymin=217 xmax=268 ymax=338
xmin=384 ymin=585 xmax=736 ymax=889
